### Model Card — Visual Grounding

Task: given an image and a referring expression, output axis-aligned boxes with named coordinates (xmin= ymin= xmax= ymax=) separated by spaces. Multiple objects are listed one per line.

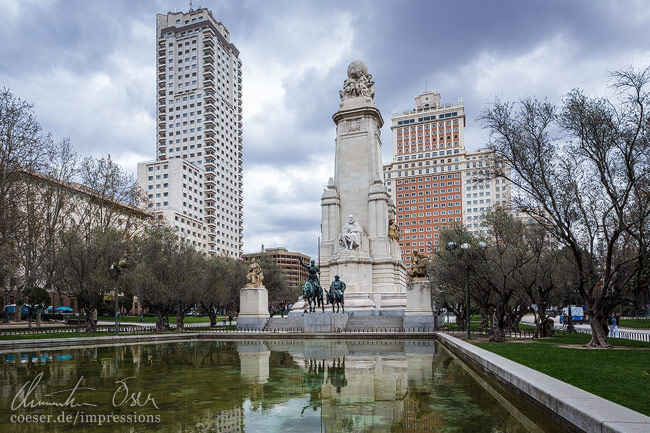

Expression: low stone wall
xmin=437 ymin=333 xmax=650 ymax=433
xmin=0 ymin=331 xmax=437 ymax=352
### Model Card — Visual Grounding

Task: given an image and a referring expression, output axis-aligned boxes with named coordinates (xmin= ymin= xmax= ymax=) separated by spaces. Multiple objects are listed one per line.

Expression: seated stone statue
xmin=339 ymin=214 xmax=363 ymax=250
xmin=245 ymin=258 xmax=264 ymax=287
xmin=407 ymin=251 xmax=429 ymax=280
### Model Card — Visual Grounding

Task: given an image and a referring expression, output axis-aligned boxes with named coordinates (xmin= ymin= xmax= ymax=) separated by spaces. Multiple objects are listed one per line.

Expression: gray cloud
xmin=2 ymin=0 xmax=649 ymax=259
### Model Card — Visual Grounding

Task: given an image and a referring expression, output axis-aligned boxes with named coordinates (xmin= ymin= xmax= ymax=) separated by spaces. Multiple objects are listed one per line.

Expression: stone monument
xmin=313 ymin=60 xmax=407 ymax=315
xmin=237 ymin=259 xmax=270 ymax=330
xmin=404 ymin=252 xmax=435 ymax=330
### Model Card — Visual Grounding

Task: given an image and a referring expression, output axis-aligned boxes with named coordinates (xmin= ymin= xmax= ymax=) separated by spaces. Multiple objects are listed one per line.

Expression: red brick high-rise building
xmin=383 ymin=91 xmax=511 ymax=268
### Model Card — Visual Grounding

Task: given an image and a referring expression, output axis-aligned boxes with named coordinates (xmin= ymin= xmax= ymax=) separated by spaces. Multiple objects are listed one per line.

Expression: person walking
xmin=608 ymin=312 xmax=618 ymax=338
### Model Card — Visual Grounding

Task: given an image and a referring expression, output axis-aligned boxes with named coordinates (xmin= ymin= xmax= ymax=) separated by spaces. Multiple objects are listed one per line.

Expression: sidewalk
xmin=521 ymin=314 xmax=650 ymax=338
xmin=0 ymin=320 xmax=66 ymax=329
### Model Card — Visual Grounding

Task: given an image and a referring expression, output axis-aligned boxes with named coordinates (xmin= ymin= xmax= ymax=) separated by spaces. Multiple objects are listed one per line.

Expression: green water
xmin=0 ymin=339 xmax=562 ymax=432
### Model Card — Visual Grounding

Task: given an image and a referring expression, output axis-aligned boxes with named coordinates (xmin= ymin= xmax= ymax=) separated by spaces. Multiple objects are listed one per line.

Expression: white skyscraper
xmin=139 ymin=8 xmax=243 ymax=256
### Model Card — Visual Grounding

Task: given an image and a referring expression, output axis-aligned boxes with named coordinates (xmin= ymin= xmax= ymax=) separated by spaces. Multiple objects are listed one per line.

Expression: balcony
xmin=158 ymin=64 xmax=166 ymax=72
xmin=204 ymin=93 xmax=215 ymax=103
xmin=158 ymin=56 xmax=166 ymax=64
xmin=203 ymin=46 xmax=215 ymax=56
xmin=204 ymin=135 xmax=215 ymax=144
xmin=158 ymin=88 xmax=166 ymax=97
xmin=202 ymin=55 xmax=214 ymax=64
xmin=203 ymin=37 xmax=214 ymax=47
xmin=203 ymin=70 xmax=214 ymax=80
xmin=203 ymin=28 xmax=215 ymax=37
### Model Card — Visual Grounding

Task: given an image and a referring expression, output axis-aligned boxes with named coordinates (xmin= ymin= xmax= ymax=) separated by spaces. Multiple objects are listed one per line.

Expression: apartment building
xmin=383 ymin=91 xmax=511 ymax=266
xmin=137 ymin=158 xmax=208 ymax=250
xmin=242 ymin=247 xmax=311 ymax=290
xmin=139 ymin=8 xmax=243 ymax=256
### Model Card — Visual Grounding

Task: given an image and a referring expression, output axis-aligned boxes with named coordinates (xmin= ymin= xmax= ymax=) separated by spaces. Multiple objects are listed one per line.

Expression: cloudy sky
xmin=1 ymin=0 xmax=649 ymax=258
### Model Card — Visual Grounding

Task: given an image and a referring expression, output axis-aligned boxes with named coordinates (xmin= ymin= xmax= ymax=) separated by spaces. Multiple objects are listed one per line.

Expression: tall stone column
xmin=317 ymin=60 xmax=406 ymax=314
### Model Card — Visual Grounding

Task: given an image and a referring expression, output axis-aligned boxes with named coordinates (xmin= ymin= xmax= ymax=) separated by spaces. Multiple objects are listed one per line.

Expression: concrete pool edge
xmin=436 ymin=332 xmax=650 ymax=433
xmin=0 ymin=331 xmax=437 ymax=352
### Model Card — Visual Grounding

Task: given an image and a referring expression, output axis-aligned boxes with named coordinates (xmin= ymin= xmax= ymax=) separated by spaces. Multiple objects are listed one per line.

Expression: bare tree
xmin=75 ymin=155 xmax=142 ymax=234
xmin=480 ymin=66 xmax=650 ymax=347
xmin=0 ymin=88 xmax=55 ymax=299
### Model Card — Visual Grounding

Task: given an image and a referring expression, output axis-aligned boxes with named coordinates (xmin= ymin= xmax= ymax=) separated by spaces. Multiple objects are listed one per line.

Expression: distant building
xmin=138 ymin=7 xmax=243 ymax=257
xmin=383 ymin=90 xmax=512 ymax=266
xmin=137 ymin=158 xmax=208 ymax=251
xmin=3 ymin=170 xmax=151 ymax=314
xmin=242 ymin=247 xmax=311 ymax=289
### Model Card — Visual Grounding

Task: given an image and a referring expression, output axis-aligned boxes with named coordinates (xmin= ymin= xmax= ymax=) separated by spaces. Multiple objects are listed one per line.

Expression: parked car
xmin=559 ymin=305 xmax=585 ymax=324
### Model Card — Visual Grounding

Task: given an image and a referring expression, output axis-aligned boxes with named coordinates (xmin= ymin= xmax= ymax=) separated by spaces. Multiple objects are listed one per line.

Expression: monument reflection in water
xmin=0 ymin=340 xmax=560 ymax=432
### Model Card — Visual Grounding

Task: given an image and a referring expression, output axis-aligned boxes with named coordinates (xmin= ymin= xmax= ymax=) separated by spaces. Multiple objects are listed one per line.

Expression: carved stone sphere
xmin=347 ymin=60 xmax=369 ymax=78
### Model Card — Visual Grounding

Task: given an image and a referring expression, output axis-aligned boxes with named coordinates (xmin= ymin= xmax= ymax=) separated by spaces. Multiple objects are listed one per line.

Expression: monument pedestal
xmin=404 ymin=279 xmax=435 ymax=331
xmin=237 ymin=286 xmax=269 ymax=330
xmin=303 ymin=312 xmax=349 ymax=333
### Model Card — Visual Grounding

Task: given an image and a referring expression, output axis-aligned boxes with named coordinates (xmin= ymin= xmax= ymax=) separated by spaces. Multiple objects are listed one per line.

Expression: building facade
xmin=137 ymin=158 xmax=208 ymax=251
xmin=242 ymin=247 xmax=311 ymax=290
xmin=140 ymin=8 xmax=243 ymax=256
xmin=383 ymin=91 xmax=511 ymax=266
xmin=2 ymin=170 xmax=152 ymax=314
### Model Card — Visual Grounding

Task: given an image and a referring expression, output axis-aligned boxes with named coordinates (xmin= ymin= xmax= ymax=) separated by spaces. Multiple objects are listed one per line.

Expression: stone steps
xmin=345 ymin=315 xmax=403 ymax=332
xmin=263 ymin=317 xmax=304 ymax=332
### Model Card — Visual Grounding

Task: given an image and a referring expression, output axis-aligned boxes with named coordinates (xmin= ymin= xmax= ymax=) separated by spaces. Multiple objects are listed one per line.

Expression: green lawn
xmin=475 ymin=334 xmax=650 ymax=416
xmin=619 ymin=318 xmax=650 ymax=329
xmin=98 ymin=315 xmax=213 ymax=324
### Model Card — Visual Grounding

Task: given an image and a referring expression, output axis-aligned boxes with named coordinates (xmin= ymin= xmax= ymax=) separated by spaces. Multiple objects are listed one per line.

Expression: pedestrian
xmin=608 ymin=312 xmax=618 ymax=338
xmin=562 ymin=313 xmax=568 ymax=330
xmin=614 ymin=312 xmax=620 ymax=338
xmin=223 ymin=316 xmax=227 ymax=326
xmin=228 ymin=315 xmax=233 ymax=325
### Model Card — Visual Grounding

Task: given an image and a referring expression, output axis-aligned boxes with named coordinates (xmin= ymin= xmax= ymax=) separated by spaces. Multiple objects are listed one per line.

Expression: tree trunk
xmin=479 ymin=311 xmax=489 ymax=331
xmin=535 ymin=308 xmax=554 ymax=338
xmin=28 ymin=312 xmax=32 ymax=329
xmin=207 ymin=305 xmax=217 ymax=328
xmin=36 ymin=310 xmax=41 ymax=328
xmin=155 ymin=310 xmax=165 ymax=333
xmin=491 ymin=308 xmax=506 ymax=342
xmin=85 ymin=311 xmax=96 ymax=332
xmin=454 ymin=312 xmax=466 ymax=329
xmin=177 ymin=313 xmax=186 ymax=332
xmin=587 ymin=313 xmax=611 ymax=348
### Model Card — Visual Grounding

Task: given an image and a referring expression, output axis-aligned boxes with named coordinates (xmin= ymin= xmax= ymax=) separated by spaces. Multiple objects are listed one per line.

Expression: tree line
xmin=431 ymin=66 xmax=650 ymax=347
xmin=0 ymin=88 xmax=293 ymax=331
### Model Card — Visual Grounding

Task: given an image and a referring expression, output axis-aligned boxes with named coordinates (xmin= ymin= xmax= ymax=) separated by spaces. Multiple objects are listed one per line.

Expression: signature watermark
xmin=9 ymin=372 xmax=161 ymax=425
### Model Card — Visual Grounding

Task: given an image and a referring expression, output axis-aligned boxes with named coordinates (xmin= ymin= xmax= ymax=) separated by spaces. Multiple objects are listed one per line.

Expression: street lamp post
xmin=2 ymin=279 xmax=8 ymax=324
xmin=448 ymin=240 xmax=487 ymax=340
xmin=110 ymin=258 xmax=127 ymax=336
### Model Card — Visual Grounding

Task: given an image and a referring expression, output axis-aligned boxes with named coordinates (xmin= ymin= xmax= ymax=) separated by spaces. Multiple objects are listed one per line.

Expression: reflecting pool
xmin=0 ymin=339 xmax=562 ymax=432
